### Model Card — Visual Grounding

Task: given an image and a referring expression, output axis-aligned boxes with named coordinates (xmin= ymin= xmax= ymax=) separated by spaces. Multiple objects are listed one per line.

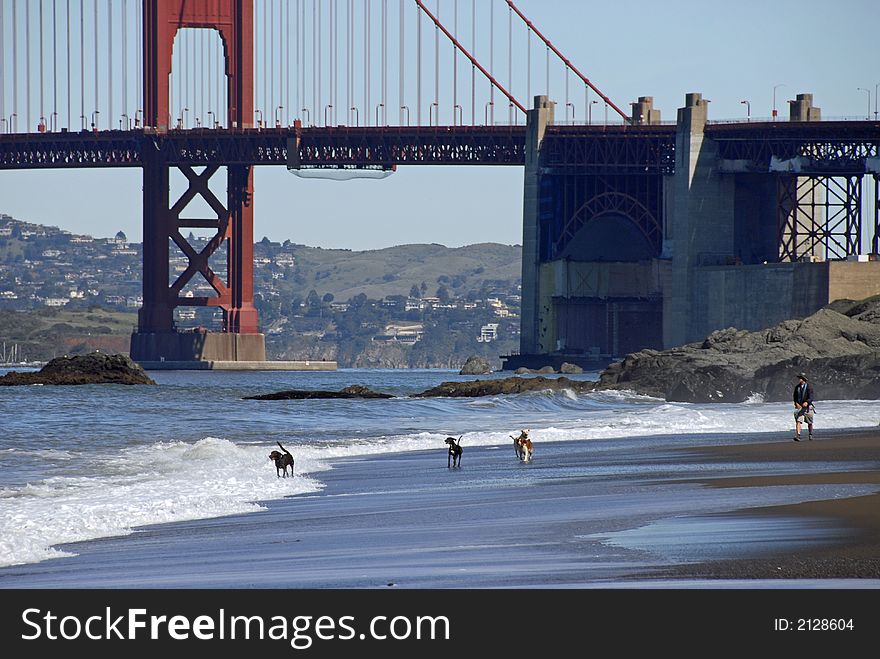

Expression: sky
xmin=0 ymin=0 xmax=878 ymax=250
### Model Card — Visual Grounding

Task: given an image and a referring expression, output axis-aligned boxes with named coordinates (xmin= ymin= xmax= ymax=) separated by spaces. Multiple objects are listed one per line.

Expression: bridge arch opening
xmin=168 ymin=28 xmax=229 ymax=130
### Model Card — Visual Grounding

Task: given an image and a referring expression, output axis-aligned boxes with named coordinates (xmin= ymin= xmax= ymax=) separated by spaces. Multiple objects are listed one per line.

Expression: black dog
xmin=269 ymin=441 xmax=295 ymax=478
xmin=445 ymin=436 xmax=463 ymax=468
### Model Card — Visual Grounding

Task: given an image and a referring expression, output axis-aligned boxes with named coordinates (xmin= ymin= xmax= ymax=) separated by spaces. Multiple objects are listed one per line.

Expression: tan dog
xmin=510 ymin=429 xmax=533 ymax=462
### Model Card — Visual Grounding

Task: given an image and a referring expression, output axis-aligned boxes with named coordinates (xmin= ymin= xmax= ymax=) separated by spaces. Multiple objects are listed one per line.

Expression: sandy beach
xmin=0 ymin=426 xmax=878 ymax=589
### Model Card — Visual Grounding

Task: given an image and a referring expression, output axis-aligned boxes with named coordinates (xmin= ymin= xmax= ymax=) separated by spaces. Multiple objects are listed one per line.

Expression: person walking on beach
xmin=792 ymin=372 xmax=814 ymax=441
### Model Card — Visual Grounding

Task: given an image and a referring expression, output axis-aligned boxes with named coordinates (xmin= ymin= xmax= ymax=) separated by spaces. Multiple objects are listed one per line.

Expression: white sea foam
xmin=1 ymin=392 xmax=878 ymax=569
xmin=0 ymin=437 xmax=325 ymax=567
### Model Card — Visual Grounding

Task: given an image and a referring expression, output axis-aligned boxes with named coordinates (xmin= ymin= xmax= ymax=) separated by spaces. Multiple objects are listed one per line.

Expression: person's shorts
xmin=794 ymin=408 xmax=814 ymax=423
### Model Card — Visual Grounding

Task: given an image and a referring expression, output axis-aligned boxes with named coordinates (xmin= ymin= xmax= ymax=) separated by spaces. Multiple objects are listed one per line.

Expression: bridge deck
xmin=0 ymin=122 xmax=877 ymax=170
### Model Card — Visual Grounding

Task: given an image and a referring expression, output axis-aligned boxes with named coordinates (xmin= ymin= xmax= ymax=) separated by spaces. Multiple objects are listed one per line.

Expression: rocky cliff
xmin=596 ymin=297 xmax=880 ymax=403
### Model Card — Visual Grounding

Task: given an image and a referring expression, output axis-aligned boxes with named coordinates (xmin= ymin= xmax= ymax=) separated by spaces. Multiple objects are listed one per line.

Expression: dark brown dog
xmin=445 ymin=435 xmax=463 ymax=468
xmin=269 ymin=441 xmax=295 ymax=478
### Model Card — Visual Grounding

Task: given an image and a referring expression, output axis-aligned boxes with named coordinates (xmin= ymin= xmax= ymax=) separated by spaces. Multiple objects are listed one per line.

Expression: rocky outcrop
xmin=415 ymin=376 xmax=595 ymax=398
xmin=244 ymin=384 xmax=393 ymax=400
xmin=596 ymin=297 xmax=880 ymax=403
xmin=559 ymin=362 xmax=584 ymax=374
xmin=0 ymin=353 xmax=155 ymax=386
xmin=515 ymin=366 xmax=556 ymax=374
xmin=459 ymin=355 xmax=493 ymax=375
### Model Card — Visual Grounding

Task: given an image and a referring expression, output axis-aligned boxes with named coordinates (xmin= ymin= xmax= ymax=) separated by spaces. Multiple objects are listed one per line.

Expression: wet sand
xmin=657 ymin=429 xmax=880 ymax=581
xmin=0 ymin=427 xmax=878 ymax=588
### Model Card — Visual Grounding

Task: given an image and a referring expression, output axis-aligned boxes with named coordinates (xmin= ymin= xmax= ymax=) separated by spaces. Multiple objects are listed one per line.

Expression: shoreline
xmin=654 ymin=427 xmax=880 ymax=580
xmin=1 ymin=425 xmax=878 ymax=587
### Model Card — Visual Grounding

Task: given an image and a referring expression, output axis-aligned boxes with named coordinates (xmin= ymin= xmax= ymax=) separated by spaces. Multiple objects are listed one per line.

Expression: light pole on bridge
xmin=588 ymin=99 xmax=597 ymax=125
xmin=740 ymin=100 xmax=750 ymax=121
xmin=275 ymin=106 xmax=284 ymax=128
xmin=254 ymin=109 xmax=263 ymax=129
xmin=772 ymin=83 xmax=786 ymax=121
xmin=857 ymin=88 xmax=871 ymax=120
xmin=875 ymin=83 xmax=879 ymax=120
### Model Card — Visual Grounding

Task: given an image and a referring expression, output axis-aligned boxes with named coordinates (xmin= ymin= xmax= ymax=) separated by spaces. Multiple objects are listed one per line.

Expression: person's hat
xmin=797 ymin=372 xmax=807 ymax=381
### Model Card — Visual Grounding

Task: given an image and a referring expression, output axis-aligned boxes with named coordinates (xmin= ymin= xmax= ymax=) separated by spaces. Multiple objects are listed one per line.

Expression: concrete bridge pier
xmin=519 ymin=95 xmax=555 ymax=356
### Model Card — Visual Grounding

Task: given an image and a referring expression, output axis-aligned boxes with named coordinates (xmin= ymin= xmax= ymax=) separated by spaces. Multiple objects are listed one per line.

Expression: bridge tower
xmin=130 ymin=0 xmax=265 ymax=364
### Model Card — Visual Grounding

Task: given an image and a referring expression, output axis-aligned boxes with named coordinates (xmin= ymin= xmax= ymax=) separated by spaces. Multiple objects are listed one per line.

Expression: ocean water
xmin=1 ymin=367 xmax=878 ymax=569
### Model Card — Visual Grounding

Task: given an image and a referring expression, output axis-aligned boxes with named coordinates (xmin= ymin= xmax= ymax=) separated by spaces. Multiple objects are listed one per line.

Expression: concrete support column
xmin=666 ymin=92 xmax=735 ymax=347
xmin=519 ymin=96 xmax=554 ymax=354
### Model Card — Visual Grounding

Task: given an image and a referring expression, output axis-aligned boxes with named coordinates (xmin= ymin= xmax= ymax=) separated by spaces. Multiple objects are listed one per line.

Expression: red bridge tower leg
xmin=132 ymin=0 xmax=262 ymax=362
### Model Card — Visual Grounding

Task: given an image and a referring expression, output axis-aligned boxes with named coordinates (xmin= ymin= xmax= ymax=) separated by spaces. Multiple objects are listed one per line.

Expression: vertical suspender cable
xmin=399 ymin=0 xmax=403 ymax=125
xmin=331 ymin=0 xmax=335 ymax=125
xmin=416 ymin=0 xmax=420 ymax=125
xmin=263 ymin=0 xmax=267 ymax=124
xmin=489 ymin=0 xmax=494 ymax=125
xmin=452 ymin=0 xmax=457 ymax=124
xmin=52 ymin=0 xmax=57 ymax=129
xmin=270 ymin=0 xmax=274 ymax=123
xmin=80 ymin=1 xmax=84 ymax=129
xmin=93 ymin=0 xmax=99 ymax=129
xmin=67 ymin=0 xmax=71 ymax=129
xmin=471 ymin=0 xmax=475 ymax=125
xmin=433 ymin=0 xmax=438 ymax=125
xmin=136 ymin=0 xmax=141 ymax=125
xmin=311 ymin=0 xmax=316 ymax=125
xmin=525 ymin=22 xmax=534 ymax=120
xmin=285 ymin=0 xmax=289 ymax=125
xmin=545 ymin=45 xmax=549 ymax=98
xmin=1 ymin=0 xmax=5 ymax=130
xmin=190 ymin=24 xmax=195 ymax=125
xmin=208 ymin=20 xmax=213 ymax=125
xmin=201 ymin=26 xmax=205 ymax=126
xmin=108 ymin=0 xmax=113 ymax=129
xmin=364 ymin=0 xmax=370 ymax=126
xmin=26 ymin=0 xmax=31 ymax=130
xmin=381 ymin=0 xmax=386 ymax=125
xmin=40 ymin=0 xmax=44 ymax=126
xmin=13 ymin=0 xmax=18 ymax=131
xmin=317 ymin=0 xmax=321 ymax=125
xmin=508 ymin=4 xmax=512 ymax=124
xmin=175 ymin=25 xmax=181 ymax=125
xmin=122 ymin=0 xmax=127 ymax=127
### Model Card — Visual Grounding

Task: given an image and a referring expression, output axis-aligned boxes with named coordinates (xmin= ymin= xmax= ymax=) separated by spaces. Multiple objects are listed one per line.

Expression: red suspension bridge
xmin=0 ymin=1 xmax=877 ymax=367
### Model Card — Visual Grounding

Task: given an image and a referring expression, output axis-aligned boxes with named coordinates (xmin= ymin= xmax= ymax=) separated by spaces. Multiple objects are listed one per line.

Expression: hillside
xmin=0 ymin=308 xmax=137 ymax=363
xmin=265 ymin=241 xmax=521 ymax=301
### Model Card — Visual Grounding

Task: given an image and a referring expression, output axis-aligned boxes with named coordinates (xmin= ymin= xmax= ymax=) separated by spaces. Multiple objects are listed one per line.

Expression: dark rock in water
xmin=0 ymin=353 xmax=155 ymax=386
xmin=244 ymin=384 xmax=393 ymax=400
xmin=459 ymin=355 xmax=493 ymax=375
xmin=416 ymin=375 xmax=595 ymax=398
xmin=596 ymin=296 xmax=880 ymax=403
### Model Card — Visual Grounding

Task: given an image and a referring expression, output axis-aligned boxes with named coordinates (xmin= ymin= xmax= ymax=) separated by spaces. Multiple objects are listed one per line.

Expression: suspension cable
xmin=364 ymin=0 xmax=369 ymax=126
xmin=415 ymin=0 xmax=525 ymax=116
xmin=13 ymin=0 xmax=18 ymax=131
xmin=109 ymin=0 xmax=115 ymax=129
xmin=39 ymin=0 xmax=46 ymax=129
xmin=80 ymin=0 xmax=84 ymax=129
xmin=53 ymin=0 xmax=58 ymax=130
xmin=1 ymin=0 xmax=5 ymax=130
xmin=505 ymin=0 xmax=629 ymax=120
xmin=27 ymin=0 xmax=31 ymax=130
xmin=471 ymin=0 xmax=475 ymax=125
xmin=122 ymin=0 xmax=127 ymax=128
xmin=399 ymin=0 xmax=404 ymax=124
